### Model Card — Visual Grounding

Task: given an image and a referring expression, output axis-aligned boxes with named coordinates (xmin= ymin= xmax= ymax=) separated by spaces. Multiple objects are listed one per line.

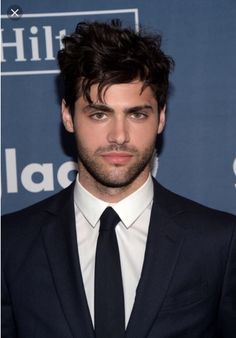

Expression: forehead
xmin=87 ymin=81 xmax=157 ymax=106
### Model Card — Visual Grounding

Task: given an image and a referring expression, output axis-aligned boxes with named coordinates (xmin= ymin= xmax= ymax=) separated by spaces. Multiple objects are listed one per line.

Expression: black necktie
xmin=95 ymin=207 xmax=125 ymax=338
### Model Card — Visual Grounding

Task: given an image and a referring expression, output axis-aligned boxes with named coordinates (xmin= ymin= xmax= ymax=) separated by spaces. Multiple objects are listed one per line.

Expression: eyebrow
xmin=126 ymin=105 xmax=153 ymax=113
xmin=83 ymin=104 xmax=113 ymax=113
xmin=83 ymin=103 xmax=154 ymax=113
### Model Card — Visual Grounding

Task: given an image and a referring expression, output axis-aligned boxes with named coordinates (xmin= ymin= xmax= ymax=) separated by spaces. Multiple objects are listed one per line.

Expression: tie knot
xmin=99 ymin=207 xmax=120 ymax=231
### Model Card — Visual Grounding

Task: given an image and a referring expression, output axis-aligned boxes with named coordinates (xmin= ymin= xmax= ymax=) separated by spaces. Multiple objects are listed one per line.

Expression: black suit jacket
xmin=2 ymin=179 xmax=236 ymax=338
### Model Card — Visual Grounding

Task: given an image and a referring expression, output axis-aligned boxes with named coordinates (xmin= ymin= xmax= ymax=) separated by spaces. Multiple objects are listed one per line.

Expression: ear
xmin=61 ymin=99 xmax=74 ymax=133
xmin=157 ymin=105 xmax=166 ymax=134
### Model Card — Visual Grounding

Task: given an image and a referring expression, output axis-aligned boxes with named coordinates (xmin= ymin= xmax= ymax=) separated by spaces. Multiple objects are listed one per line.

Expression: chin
xmin=92 ymin=170 xmax=144 ymax=188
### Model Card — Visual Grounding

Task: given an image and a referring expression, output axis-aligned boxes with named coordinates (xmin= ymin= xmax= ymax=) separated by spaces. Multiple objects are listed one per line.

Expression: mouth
xmin=100 ymin=152 xmax=133 ymax=165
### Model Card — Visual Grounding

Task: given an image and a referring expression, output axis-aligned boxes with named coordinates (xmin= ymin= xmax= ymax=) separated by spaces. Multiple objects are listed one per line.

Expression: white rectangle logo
xmin=1 ymin=9 xmax=139 ymax=76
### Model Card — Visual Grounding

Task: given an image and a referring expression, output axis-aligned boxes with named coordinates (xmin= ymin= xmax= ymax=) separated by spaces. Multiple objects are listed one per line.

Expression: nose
xmin=107 ymin=116 xmax=130 ymax=145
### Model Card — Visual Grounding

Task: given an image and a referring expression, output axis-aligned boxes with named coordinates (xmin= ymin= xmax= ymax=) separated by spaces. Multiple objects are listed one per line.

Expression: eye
xmin=130 ymin=112 xmax=148 ymax=120
xmin=90 ymin=112 xmax=107 ymax=120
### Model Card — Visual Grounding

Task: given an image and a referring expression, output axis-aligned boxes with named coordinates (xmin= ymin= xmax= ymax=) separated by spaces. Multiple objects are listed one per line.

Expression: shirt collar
xmin=74 ymin=174 xmax=153 ymax=229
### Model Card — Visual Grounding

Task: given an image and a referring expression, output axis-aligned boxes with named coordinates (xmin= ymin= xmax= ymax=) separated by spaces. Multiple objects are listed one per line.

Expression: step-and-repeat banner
xmin=1 ymin=0 xmax=236 ymax=215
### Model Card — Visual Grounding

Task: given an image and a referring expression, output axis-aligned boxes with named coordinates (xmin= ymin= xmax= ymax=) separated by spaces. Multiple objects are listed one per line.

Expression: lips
xmin=101 ymin=152 xmax=133 ymax=165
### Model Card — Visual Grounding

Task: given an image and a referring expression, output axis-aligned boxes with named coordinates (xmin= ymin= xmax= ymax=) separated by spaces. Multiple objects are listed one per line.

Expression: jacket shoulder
xmin=154 ymin=180 xmax=236 ymax=229
xmin=2 ymin=183 xmax=74 ymax=224
xmin=1 ymin=183 xmax=74 ymax=258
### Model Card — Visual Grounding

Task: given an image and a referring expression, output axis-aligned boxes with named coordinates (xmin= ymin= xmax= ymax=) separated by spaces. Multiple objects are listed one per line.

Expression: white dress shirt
xmin=74 ymin=174 xmax=154 ymax=327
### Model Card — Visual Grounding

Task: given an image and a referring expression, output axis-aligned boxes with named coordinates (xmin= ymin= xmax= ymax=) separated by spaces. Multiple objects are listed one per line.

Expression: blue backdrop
xmin=1 ymin=0 xmax=236 ymax=215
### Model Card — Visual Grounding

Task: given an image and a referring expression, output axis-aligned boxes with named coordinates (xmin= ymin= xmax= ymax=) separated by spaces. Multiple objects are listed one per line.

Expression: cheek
xmin=75 ymin=125 xmax=105 ymax=149
xmin=132 ymin=124 xmax=158 ymax=146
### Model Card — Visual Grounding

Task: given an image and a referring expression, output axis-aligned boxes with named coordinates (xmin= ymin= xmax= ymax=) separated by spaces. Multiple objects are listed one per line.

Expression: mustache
xmin=95 ymin=144 xmax=138 ymax=154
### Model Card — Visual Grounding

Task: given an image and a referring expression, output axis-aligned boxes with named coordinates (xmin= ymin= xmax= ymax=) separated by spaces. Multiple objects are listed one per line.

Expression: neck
xmin=78 ymin=167 xmax=150 ymax=203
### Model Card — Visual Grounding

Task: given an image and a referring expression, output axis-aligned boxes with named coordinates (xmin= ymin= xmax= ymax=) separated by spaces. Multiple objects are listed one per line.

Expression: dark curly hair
xmin=58 ymin=19 xmax=174 ymax=115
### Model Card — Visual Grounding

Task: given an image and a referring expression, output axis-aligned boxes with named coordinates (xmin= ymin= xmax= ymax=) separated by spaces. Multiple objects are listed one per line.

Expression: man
xmin=2 ymin=20 xmax=236 ymax=338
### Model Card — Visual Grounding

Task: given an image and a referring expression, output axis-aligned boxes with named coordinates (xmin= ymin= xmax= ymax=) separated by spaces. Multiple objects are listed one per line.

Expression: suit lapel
xmin=126 ymin=182 xmax=186 ymax=338
xmin=42 ymin=185 xmax=94 ymax=338
xmin=40 ymin=180 xmax=185 ymax=338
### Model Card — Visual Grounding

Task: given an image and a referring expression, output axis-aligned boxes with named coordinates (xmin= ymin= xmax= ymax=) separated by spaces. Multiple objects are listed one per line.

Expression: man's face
xmin=62 ymin=81 xmax=165 ymax=189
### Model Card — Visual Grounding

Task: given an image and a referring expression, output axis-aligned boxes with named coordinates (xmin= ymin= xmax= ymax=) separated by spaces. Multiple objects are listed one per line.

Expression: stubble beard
xmin=76 ymin=141 xmax=156 ymax=189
